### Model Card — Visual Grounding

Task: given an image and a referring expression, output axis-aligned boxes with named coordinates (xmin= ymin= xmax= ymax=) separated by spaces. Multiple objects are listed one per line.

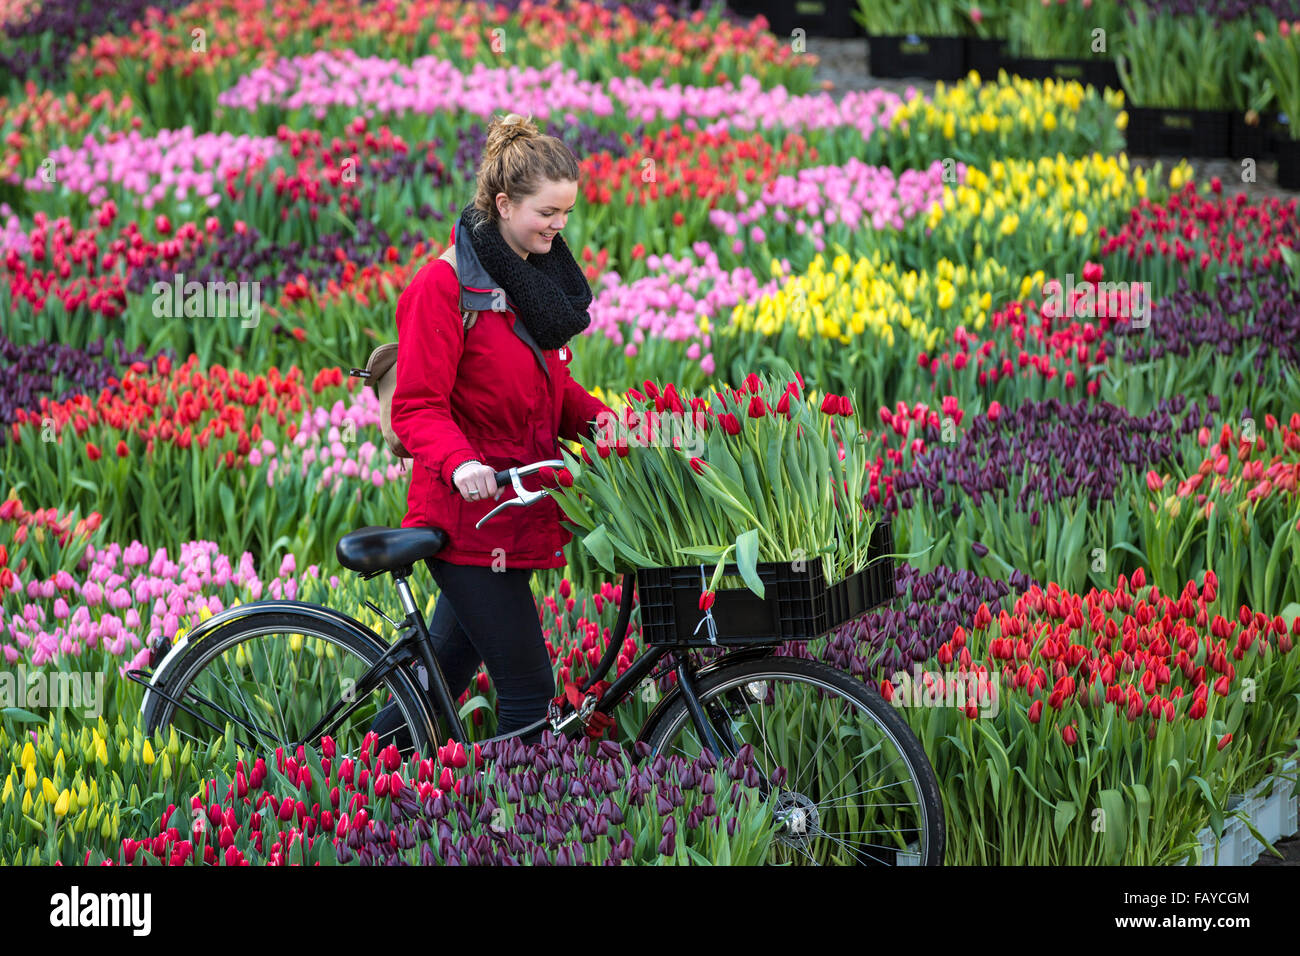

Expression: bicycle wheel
xmin=142 ymin=609 xmax=439 ymax=762
xmin=643 ymin=655 xmax=945 ymax=866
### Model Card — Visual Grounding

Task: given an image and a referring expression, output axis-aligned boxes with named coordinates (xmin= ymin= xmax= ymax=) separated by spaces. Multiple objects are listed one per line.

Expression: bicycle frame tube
xmin=394 ymin=575 xmax=470 ymax=745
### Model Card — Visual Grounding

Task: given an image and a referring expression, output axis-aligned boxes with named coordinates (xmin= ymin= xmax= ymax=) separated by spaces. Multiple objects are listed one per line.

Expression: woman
xmin=371 ymin=112 xmax=613 ymax=749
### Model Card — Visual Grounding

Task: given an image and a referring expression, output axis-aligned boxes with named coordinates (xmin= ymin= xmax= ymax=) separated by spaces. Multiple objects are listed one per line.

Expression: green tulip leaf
xmin=1098 ymin=789 xmax=1128 ymax=863
xmin=1053 ymin=800 xmax=1077 ymax=841
xmin=1 ymin=707 xmax=44 ymax=723
xmin=675 ymin=545 xmax=732 ymax=560
xmin=582 ymin=525 xmax=617 ymax=573
xmin=734 ymin=527 xmax=764 ymax=599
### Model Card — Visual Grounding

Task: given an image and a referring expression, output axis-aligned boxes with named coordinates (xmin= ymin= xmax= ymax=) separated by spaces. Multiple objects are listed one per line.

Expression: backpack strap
xmin=438 ymin=245 xmax=479 ymax=330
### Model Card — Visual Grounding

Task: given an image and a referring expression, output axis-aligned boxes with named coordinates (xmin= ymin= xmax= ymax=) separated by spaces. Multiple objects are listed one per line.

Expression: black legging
xmin=368 ymin=558 xmax=555 ymax=750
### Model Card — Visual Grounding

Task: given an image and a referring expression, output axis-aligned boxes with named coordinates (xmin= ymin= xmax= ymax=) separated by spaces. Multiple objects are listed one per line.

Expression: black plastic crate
xmin=1231 ymin=112 xmax=1273 ymax=160
xmin=1006 ymin=55 xmax=1120 ymax=91
xmin=765 ymin=0 xmax=862 ymax=38
xmin=1279 ymin=137 xmax=1300 ymax=190
xmin=964 ymin=36 xmax=1011 ymax=79
xmin=637 ymin=520 xmax=896 ymax=647
xmin=867 ymin=34 xmax=966 ymax=80
xmin=1125 ymin=107 xmax=1232 ymax=158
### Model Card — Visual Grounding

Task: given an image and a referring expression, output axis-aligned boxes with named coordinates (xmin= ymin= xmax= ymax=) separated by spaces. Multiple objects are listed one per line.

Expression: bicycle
xmin=132 ymin=459 xmax=945 ymax=865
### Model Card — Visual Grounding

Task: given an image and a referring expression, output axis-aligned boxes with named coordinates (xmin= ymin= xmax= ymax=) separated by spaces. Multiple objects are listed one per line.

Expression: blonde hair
xmin=471 ymin=112 xmax=580 ymax=235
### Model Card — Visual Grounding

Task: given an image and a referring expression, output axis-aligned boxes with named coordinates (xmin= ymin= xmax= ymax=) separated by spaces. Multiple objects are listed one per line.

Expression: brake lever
xmin=474 ymin=459 xmax=566 ymax=530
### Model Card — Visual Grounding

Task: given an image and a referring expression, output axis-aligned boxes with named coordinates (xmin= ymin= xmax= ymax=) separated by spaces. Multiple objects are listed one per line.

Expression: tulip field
xmin=2 ymin=0 xmax=1300 ymax=868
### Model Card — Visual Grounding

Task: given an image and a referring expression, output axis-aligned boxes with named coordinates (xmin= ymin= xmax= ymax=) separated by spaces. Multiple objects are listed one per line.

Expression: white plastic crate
xmin=1198 ymin=758 xmax=1298 ymax=866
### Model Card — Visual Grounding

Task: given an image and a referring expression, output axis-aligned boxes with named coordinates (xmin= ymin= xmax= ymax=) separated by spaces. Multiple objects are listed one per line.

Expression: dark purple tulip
xmin=419 ymin=844 xmax=434 ymax=866
xmin=657 ymin=833 xmax=676 ymax=856
xmin=0 ymin=336 xmax=153 ymax=432
xmin=727 ymin=817 xmax=739 ymax=838
xmin=702 ymin=794 xmax=718 ymax=817
xmin=598 ymin=741 xmax=622 ymax=760
xmin=655 ymin=792 xmax=674 ymax=815
xmin=972 ymin=541 xmax=989 ymax=558
xmin=0 ymin=0 xmax=191 ymax=85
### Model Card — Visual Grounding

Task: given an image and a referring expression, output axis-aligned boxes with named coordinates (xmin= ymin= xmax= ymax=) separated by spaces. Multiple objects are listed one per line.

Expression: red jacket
xmin=391 ymin=221 xmax=611 ymax=569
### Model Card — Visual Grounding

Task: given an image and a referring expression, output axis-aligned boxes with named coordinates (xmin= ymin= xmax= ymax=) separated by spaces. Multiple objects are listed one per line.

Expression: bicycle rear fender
xmin=140 ymin=599 xmax=393 ymax=717
xmin=632 ymin=644 xmax=779 ymax=747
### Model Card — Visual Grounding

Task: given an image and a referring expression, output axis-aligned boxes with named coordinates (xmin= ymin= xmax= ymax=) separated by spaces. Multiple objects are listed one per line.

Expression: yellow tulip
xmin=20 ymin=741 xmax=35 ymax=770
xmin=54 ymin=789 xmax=70 ymax=818
xmin=1 ymin=772 xmax=12 ymax=804
xmin=42 ymin=777 xmax=57 ymax=803
xmin=142 ymin=739 xmax=155 ymax=765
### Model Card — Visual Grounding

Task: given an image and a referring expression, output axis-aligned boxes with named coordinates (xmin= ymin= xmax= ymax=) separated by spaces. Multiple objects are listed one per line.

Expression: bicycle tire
xmin=142 ymin=609 xmax=440 ymax=762
xmin=642 ymin=655 xmax=945 ymax=866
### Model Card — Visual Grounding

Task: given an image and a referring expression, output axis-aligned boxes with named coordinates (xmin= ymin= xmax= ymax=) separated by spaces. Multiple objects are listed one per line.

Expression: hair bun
xmin=487 ymin=113 xmax=539 ymax=158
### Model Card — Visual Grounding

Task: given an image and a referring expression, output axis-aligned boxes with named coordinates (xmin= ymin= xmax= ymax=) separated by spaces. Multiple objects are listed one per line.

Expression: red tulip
xmin=1061 ymin=725 xmax=1078 ymax=746
xmin=1217 ymin=733 xmax=1232 ymax=751
xmin=86 ymin=442 xmax=102 ymax=461
xmin=689 ymin=457 xmax=707 ymax=474
xmin=838 ymin=395 xmax=853 ymax=417
xmin=698 ymin=590 xmax=716 ymax=612
xmin=718 ymin=413 xmax=741 ymax=436
xmin=747 ymin=396 xmax=766 ymax=418
xmin=1028 ymin=700 xmax=1043 ymax=723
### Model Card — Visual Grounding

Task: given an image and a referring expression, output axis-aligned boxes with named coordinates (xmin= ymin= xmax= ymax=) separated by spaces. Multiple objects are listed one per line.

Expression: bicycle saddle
xmin=336 ymin=526 xmax=448 ymax=577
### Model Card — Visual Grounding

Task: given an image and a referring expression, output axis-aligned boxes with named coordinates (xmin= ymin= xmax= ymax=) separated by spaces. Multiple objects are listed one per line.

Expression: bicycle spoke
xmin=810 ymin=828 xmax=893 ymax=866
xmin=219 ymin=645 xmax=281 ymax=752
xmin=650 ymin=664 xmax=940 ymax=867
xmin=259 ymin=634 xmax=295 ymax=746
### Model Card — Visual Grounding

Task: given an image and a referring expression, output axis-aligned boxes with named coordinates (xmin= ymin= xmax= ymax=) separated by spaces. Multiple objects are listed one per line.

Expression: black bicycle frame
xmin=393 ymin=568 xmax=777 ymax=760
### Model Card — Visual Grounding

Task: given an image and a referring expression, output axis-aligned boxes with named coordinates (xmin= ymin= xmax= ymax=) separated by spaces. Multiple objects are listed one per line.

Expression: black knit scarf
xmin=459 ymin=200 xmax=592 ymax=350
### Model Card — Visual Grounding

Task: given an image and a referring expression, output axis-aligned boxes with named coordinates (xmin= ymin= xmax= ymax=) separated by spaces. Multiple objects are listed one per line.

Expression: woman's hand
xmin=453 ymin=461 xmax=502 ymax=502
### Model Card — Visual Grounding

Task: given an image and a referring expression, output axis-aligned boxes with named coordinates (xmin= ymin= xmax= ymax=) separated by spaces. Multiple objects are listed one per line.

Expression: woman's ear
xmin=495 ymin=192 xmax=512 ymax=221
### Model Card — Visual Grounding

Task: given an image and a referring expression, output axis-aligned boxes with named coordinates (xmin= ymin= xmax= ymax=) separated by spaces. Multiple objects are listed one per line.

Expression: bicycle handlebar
xmin=474 ymin=459 xmax=567 ymax=529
